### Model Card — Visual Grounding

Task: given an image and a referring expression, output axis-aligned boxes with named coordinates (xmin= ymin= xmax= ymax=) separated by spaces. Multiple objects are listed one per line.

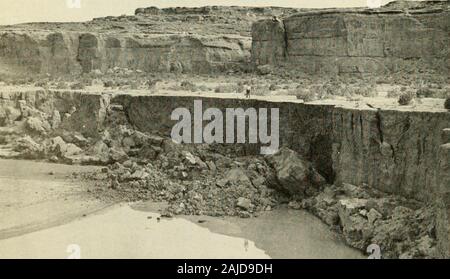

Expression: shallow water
xmin=0 ymin=159 xmax=363 ymax=259
xmin=0 ymin=205 xmax=269 ymax=259
xmin=0 ymin=203 xmax=363 ymax=259
xmin=135 ymin=202 xmax=364 ymax=259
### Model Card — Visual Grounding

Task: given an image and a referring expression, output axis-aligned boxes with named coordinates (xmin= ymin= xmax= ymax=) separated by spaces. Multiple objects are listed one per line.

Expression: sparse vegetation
xmin=56 ymin=82 xmax=69 ymax=90
xmin=398 ymin=92 xmax=414 ymax=106
xmin=180 ymin=80 xmax=198 ymax=92
xmin=103 ymin=80 xmax=114 ymax=88
xmin=289 ymin=87 xmax=318 ymax=102
xmin=269 ymin=83 xmax=279 ymax=91
xmin=251 ymin=85 xmax=270 ymax=96
xmin=387 ymin=87 xmax=402 ymax=99
xmin=35 ymin=80 xmax=48 ymax=88
xmin=355 ymin=83 xmax=377 ymax=97
xmin=416 ymin=87 xmax=435 ymax=98
xmin=70 ymin=82 xmax=86 ymax=90
xmin=146 ymin=79 xmax=160 ymax=89
xmin=214 ymin=84 xmax=242 ymax=93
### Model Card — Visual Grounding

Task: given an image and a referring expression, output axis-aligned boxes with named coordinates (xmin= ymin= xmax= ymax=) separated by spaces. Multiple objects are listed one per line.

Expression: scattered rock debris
xmin=294 ymin=184 xmax=437 ymax=259
xmin=0 ymin=95 xmax=439 ymax=259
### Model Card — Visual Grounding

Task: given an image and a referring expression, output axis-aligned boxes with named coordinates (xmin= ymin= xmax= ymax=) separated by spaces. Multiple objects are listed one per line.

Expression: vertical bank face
xmin=171 ymin=100 xmax=280 ymax=155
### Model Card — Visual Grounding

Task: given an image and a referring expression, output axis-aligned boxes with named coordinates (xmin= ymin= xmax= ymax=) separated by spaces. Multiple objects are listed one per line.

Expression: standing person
xmin=245 ymin=84 xmax=251 ymax=98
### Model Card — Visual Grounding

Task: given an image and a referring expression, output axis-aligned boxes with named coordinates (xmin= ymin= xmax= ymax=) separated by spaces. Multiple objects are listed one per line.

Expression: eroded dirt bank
xmin=0 ymin=87 xmax=449 ymax=258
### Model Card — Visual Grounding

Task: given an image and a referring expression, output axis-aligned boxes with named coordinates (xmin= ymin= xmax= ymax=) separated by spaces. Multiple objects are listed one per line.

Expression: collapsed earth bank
xmin=1 ymin=88 xmax=449 ymax=258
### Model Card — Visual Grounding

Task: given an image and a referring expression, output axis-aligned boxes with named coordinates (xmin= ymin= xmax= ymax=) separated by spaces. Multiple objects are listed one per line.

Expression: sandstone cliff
xmin=252 ymin=1 xmax=450 ymax=75
xmin=0 ymin=31 xmax=250 ymax=75
xmin=0 ymin=6 xmax=299 ymax=76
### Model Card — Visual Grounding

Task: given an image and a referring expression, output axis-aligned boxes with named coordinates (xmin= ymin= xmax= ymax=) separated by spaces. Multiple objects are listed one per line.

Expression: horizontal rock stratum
xmin=2 ymin=2 xmax=448 ymax=77
xmin=252 ymin=0 xmax=450 ymax=75
xmin=0 ymin=6 xmax=299 ymax=75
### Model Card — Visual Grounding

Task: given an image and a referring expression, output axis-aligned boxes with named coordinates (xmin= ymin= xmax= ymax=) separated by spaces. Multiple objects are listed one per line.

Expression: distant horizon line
xmin=0 ymin=0 xmax=435 ymax=26
xmin=1 ymin=3 xmax=388 ymax=27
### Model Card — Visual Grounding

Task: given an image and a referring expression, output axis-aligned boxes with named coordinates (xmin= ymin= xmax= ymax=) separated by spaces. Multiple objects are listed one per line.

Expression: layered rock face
xmin=252 ymin=1 xmax=450 ymax=75
xmin=332 ymin=107 xmax=450 ymax=201
xmin=252 ymin=19 xmax=286 ymax=65
xmin=0 ymin=6 xmax=299 ymax=76
xmin=0 ymin=31 xmax=249 ymax=75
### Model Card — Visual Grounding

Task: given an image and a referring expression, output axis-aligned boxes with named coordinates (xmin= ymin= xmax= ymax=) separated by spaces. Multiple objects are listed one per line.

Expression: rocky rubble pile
xmin=290 ymin=183 xmax=437 ymax=259
xmin=86 ymin=150 xmax=285 ymax=218
xmin=0 ymin=100 xmax=87 ymax=160
xmin=0 ymin=100 xmax=289 ymax=217
xmin=77 ymin=131 xmax=438 ymax=258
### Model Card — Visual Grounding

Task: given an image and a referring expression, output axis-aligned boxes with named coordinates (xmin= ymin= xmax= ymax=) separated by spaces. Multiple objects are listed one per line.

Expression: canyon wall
xmin=0 ymin=6 xmax=300 ymax=76
xmin=2 ymin=2 xmax=448 ymax=76
xmin=0 ymin=31 xmax=249 ymax=75
xmin=252 ymin=1 xmax=450 ymax=75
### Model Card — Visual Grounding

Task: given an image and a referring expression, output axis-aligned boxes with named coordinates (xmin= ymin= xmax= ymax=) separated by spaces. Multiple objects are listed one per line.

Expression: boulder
xmin=133 ymin=131 xmax=164 ymax=146
xmin=72 ymin=134 xmax=89 ymax=147
xmin=122 ymin=136 xmax=136 ymax=149
xmin=4 ymin=106 xmax=21 ymax=123
xmin=288 ymin=200 xmax=302 ymax=210
xmin=130 ymin=169 xmax=149 ymax=180
xmin=206 ymin=161 xmax=217 ymax=172
xmin=15 ymin=136 xmax=43 ymax=158
xmin=367 ymin=208 xmax=383 ymax=225
xmin=416 ymin=236 xmax=436 ymax=257
xmin=266 ymin=147 xmax=326 ymax=196
xmin=182 ymin=151 xmax=197 ymax=165
xmin=60 ymin=131 xmax=88 ymax=147
xmin=216 ymin=168 xmax=252 ymax=188
xmin=342 ymin=183 xmax=370 ymax=199
xmin=26 ymin=117 xmax=51 ymax=134
xmin=51 ymin=136 xmax=82 ymax=157
xmin=64 ymin=143 xmax=83 ymax=157
xmin=91 ymin=140 xmax=110 ymax=162
xmin=109 ymin=147 xmax=128 ymax=163
xmin=237 ymin=197 xmax=252 ymax=210
xmin=337 ymin=198 xmax=368 ymax=229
